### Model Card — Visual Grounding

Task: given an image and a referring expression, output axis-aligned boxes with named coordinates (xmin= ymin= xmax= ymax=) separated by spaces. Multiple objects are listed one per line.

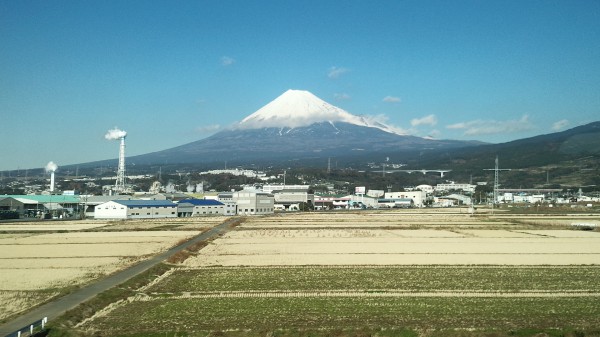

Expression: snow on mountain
xmin=237 ymin=89 xmax=405 ymax=135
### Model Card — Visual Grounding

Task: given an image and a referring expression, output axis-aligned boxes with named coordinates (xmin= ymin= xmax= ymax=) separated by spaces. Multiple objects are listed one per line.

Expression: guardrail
xmin=5 ymin=317 xmax=47 ymax=337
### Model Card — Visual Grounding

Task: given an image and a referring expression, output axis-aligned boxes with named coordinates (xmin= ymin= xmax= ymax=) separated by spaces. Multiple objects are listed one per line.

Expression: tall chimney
xmin=50 ymin=171 xmax=55 ymax=192
xmin=115 ymin=135 xmax=126 ymax=192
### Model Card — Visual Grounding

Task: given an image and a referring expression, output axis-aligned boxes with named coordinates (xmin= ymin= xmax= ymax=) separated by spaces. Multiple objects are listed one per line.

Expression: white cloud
xmin=551 ymin=119 xmax=570 ymax=131
xmin=196 ymin=124 xmax=221 ymax=134
xmin=411 ymin=114 xmax=438 ymax=127
xmin=446 ymin=115 xmax=534 ymax=136
xmin=334 ymin=93 xmax=351 ymax=100
xmin=327 ymin=66 xmax=349 ymax=79
xmin=362 ymin=113 xmax=390 ymax=124
xmin=221 ymin=56 xmax=235 ymax=66
xmin=360 ymin=114 xmax=411 ymax=135
xmin=382 ymin=96 xmax=401 ymax=103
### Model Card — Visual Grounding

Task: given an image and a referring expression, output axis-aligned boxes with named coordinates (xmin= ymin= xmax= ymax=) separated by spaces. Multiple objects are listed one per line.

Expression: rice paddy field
xmin=68 ymin=209 xmax=600 ymax=337
xmin=0 ymin=217 xmax=225 ymax=323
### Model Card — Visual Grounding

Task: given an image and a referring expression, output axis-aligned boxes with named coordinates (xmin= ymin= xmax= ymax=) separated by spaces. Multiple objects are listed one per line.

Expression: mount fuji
xmin=128 ymin=90 xmax=481 ymax=166
xmin=238 ymin=89 xmax=403 ymax=135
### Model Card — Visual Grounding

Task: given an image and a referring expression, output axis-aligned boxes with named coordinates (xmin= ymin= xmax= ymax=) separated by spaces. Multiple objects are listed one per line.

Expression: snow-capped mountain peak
xmin=237 ymin=89 xmax=403 ymax=135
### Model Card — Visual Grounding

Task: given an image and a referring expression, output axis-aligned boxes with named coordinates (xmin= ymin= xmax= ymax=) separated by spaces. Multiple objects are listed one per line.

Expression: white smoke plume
xmin=105 ymin=127 xmax=127 ymax=140
xmin=45 ymin=161 xmax=58 ymax=173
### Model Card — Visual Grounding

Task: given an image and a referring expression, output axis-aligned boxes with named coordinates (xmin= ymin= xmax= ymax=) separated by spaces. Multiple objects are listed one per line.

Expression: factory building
xmin=271 ymin=188 xmax=314 ymax=211
xmin=218 ymin=191 xmax=274 ymax=215
xmin=176 ymin=199 xmax=236 ymax=217
xmin=94 ymin=200 xmax=177 ymax=219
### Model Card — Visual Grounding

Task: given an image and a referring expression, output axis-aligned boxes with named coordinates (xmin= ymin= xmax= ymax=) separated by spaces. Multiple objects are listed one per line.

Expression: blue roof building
xmin=177 ymin=198 xmax=235 ymax=217
xmin=178 ymin=199 xmax=224 ymax=206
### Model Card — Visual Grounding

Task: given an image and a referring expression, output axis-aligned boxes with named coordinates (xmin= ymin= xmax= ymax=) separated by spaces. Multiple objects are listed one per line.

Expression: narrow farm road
xmin=0 ymin=217 xmax=240 ymax=337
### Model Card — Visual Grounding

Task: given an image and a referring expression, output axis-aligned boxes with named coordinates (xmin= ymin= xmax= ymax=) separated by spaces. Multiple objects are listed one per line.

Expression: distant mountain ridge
xmin=412 ymin=121 xmax=600 ymax=171
xmin=75 ymin=90 xmax=598 ymax=172
xmin=130 ymin=121 xmax=479 ymax=165
xmin=127 ymin=90 xmax=481 ymax=165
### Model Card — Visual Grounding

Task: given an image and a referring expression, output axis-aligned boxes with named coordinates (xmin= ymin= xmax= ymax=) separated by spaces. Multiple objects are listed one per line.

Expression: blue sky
xmin=1 ymin=0 xmax=599 ymax=171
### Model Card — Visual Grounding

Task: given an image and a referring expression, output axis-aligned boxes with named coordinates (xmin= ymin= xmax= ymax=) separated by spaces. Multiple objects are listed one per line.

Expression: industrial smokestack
xmin=105 ymin=127 xmax=127 ymax=193
xmin=45 ymin=161 xmax=58 ymax=192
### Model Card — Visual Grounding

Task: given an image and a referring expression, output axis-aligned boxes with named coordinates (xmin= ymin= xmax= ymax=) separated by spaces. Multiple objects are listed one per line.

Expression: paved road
xmin=0 ymin=218 xmax=239 ymax=337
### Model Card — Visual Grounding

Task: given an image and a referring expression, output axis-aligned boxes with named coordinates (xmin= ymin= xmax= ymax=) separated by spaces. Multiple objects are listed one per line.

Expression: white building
xmin=262 ymin=184 xmax=310 ymax=194
xmin=200 ymin=169 xmax=268 ymax=180
xmin=367 ymin=190 xmax=385 ymax=198
xmin=378 ymin=198 xmax=413 ymax=208
xmin=415 ymin=185 xmax=434 ymax=194
xmin=271 ymin=188 xmax=314 ymax=210
xmin=83 ymin=195 xmax=132 ymax=218
xmin=384 ymin=191 xmax=427 ymax=207
xmin=218 ymin=191 xmax=274 ymax=215
xmin=435 ymin=182 xmax=476 ymax=193
xmin=94 ymin=200 xmax=177 ymax=219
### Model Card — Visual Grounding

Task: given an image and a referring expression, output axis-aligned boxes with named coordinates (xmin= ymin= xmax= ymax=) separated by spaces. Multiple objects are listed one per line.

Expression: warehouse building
xmin=2 ymin=194 xmax=81 ymax=218
xmin=94 ymin=200 xmax=177 ymax=219
xmin=82 ymin=195 xmax=132 ymax=218
xmin=177 ymin=199 xmax=236 ymax=217
xmin=0 ymin=197 xmax=24 ymax=219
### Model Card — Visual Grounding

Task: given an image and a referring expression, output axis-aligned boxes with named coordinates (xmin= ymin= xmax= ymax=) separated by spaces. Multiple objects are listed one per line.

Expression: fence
xmin=5 ymin=317 xmax=47 ymax=337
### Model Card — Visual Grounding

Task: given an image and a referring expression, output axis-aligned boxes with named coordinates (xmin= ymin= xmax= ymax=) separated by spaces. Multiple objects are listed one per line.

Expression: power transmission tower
xmin=483 ymin=156 xmax=511 ymax=208
xmin=494 ymin=156 xmax=499 ymax=205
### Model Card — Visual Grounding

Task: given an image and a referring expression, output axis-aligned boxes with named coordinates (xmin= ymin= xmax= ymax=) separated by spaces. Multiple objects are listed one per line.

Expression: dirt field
xmin=72 ymin=209 xmax=600 ymax=336
xmin=183 ymin=211 xmax=600 ymax=266
xmin=0 ymin=217 xmax=225 ymax=322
